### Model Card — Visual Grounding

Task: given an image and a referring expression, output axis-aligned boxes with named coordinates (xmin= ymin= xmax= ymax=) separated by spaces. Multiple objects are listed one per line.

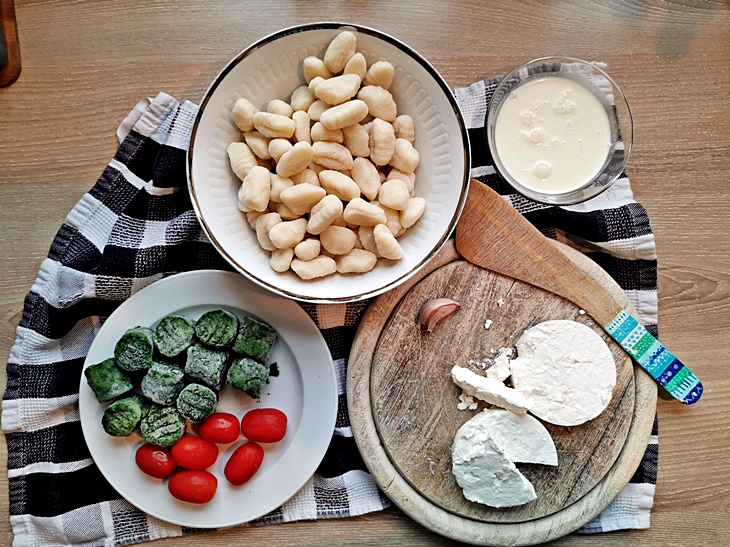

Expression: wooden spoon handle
xmin=455 ymin=180 xmax=703 ymax=404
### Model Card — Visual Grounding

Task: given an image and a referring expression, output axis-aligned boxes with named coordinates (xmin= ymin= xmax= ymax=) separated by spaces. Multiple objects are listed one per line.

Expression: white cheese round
xmin=509 ymin=320 xmax=616 ymax=426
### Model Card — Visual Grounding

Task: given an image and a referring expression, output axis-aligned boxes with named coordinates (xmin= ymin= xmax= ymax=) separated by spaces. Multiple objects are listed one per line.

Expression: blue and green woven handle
xmin=605 ymin=310 xmax=703 ymax=404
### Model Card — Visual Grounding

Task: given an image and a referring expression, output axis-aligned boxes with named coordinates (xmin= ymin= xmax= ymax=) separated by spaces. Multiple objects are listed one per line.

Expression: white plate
xmin=188 ymin=22 xmax=470 ymax=303
xmin=79 ymin=270 xmax=337 ymax=528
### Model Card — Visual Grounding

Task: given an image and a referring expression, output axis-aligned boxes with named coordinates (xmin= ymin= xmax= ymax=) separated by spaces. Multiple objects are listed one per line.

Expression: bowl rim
xmin=187 ymin=21 xmax=472 ymax=303
xmin=485 ymin=55 xmax=633 ymax=206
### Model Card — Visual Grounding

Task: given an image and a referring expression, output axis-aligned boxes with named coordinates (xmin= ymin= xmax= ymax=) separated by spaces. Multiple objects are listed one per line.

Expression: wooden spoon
xmin=455 ymin=180 xmax=703 ymax=405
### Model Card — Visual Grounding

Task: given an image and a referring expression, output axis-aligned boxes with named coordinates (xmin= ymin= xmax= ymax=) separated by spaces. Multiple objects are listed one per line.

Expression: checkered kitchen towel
xmin=2 ymin=77 xmax=657 ymax=546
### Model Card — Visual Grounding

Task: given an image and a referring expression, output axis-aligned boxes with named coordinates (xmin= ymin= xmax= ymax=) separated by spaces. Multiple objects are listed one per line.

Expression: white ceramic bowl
xmin=188 ymin=22 xmax=470 ymax=303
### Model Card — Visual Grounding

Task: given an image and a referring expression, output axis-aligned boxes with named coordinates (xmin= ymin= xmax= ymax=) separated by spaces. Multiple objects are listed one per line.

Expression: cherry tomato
xmin=224 ymin=442 xmax=264 ymax=485
xmin=135 ymin=443 xmax=177 ymax=479
xmin=168 ymin=470 xmax=218 ymax=504
xmin=240 ymin=408 xmax=288 ymax=443
xmin=199 ymin=412 xmax=240 ymax=444
xmin=171 ymin=436 xmax=219 ymax=470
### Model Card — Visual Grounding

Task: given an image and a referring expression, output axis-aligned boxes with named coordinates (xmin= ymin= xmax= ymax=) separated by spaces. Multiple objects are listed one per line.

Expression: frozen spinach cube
xmin=141 ymin=362 xmax=185 ymax=406
xmin=227 ymin=356 xmax=269 ymax=399
xmin=84 ymin=358 xmax=135 ymax=403
xmin=231 ymin=316 xmax=277 ymax=362
xmin=195 ymin=309 xmax=239 ymax=348
xmin=101 ymin=395 xmax=147 ymax=437
xmin=185 ymin=343 xmax=228 ymax=390
xmin=176 ymin=383 xmax=217 ymax=422
xmin=114 ymin=326 xmax=155 ymax=371
xmin=154 ymin=315 xmax=195 ymax=358
xmin=140 ymin=405 xmax=187 ymax=447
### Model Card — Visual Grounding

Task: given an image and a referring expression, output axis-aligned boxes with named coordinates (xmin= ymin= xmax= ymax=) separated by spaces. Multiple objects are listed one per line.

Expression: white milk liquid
xmin=494 ymin=76 xmax=612 ymax=193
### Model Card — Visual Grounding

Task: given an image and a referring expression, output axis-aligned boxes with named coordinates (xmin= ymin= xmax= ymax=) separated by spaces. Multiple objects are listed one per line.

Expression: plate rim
xmin=186 ymin=21 xmax=472 ymax=304
xmin=79 ymin=269 xmax=338 ymax=528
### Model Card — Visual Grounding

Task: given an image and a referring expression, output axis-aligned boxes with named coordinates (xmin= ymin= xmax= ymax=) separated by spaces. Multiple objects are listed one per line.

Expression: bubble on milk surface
xmin=522 ymin=127 xmax=546 ymax=144
xmin=532 ymin=160 xmax=552 ymax=179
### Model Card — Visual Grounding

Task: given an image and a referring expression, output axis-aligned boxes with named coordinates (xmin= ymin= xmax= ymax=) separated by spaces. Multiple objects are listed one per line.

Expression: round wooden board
xmin=347 ymin=240 xmax=657 ymax=546
xmin=370 ymin=259 xmax=634 ymax=523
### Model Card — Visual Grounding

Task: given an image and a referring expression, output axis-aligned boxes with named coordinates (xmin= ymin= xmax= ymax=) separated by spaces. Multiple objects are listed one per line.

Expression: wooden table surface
xmin=1 ymin=1 xmax=728 ymax=545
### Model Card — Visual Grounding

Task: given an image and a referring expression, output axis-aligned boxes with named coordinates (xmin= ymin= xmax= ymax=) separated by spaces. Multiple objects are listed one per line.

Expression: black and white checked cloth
xmin=2 ymin=78 xmax=658 ymax=546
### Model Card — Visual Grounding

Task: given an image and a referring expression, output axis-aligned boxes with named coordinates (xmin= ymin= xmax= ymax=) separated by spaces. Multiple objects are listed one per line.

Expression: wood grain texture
xmin=1 ymin=0 xmax=728 ymax=545
xmin=370 ymin=260 xmax=634 ymax=523
xmin=456 ymin=182 xmax=624 ymax=326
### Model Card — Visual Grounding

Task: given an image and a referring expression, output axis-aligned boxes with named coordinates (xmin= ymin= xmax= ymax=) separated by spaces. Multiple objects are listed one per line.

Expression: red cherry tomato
xmin=171 ymin=436 xmax=219 ymax=470
xmin=135 ymin=443 xmax=177 ymax=479
xmin=240 ymin=408 xmax=288 ymax=443
xmin=168 ymin=470 xmax=218 ymax=504
xmin=199 ymin=412 xmax=240 ymax=444
xmin=224 ymin=442 xmax=264 ymax=485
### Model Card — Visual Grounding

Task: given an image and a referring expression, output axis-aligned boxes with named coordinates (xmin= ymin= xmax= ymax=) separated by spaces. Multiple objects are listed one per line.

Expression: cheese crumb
xmin=428 ymin=458 xmax=436 ymax=475
xmin=457 ymin=392 xmax=479 ymax=411
xmin=486 ymin=353 xmax=511 ymax=382
xmin=484 ymin=319 xmax=493 ymax=330
xmin=497 ymin=298 xmax=505 ymax=307
xmin=467 ymin=358 xmax=490 ymax=370
xmin=578 ymin=309 xmax=586 ymax=315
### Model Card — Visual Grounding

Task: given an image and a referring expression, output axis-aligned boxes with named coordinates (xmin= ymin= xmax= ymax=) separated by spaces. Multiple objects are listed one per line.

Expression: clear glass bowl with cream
xmin=486 ymin=57 xmax=633 ymax=205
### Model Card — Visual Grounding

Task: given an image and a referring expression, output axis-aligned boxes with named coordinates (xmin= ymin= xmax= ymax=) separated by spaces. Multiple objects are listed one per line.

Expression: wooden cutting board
xmin=347 ymin=240 xmax=656 ymax=545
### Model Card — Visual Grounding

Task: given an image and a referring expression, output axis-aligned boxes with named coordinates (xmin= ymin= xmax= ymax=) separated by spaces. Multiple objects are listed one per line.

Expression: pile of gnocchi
xmin=227 ymin=30 xmax=424 ymax=280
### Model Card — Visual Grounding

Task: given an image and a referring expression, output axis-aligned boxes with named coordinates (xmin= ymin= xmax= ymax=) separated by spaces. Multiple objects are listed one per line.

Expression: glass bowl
xmin=486 ymin=56 xmax=633 ymax=205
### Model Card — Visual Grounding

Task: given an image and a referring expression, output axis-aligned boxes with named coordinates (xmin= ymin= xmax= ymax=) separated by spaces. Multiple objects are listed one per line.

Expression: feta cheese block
xmin=451 ymin=365 xmax=532 ymax=414
xmin=452 ymin=408 xmax=557 ymax=508
xmin=479 ymin=408 xmax=558 ymax=466
xmin=509 ymin=320 xmax=616 ymax=426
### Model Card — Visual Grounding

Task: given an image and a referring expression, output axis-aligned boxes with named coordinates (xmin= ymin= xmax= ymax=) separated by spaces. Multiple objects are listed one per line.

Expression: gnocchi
xmin=336 ymin=249 xmax=377 ymax=274
xmin=239 ymin=166 xmax=271 ymax=212
xmin=369 ymin=118 xmax=396 ymax=166
xmin=358 ymin=86 xmax=397 ymax=122
xmin=315 ymin=74 xmax=361 ymax=106
xmin=276 ymin=141 xmax=313 ymax=178
xmin=294 ymin=238 xmax=321 ymax=261
xmin=342 ymin=123 xmax=370 ymax=157
xmin=227 ymin=30 xmax=427 ymax=280
xmin=292 ymin=110 xmax=312 ymax=144
xmin=232 ymin=98 xmax=258 ymax=132
xmin=363 ymin=61 xmax=395 ymax=90
xmin=307 ymin=194 xmax=344 ymax=235
xmin=319 ymin=100 xmax=368 ymax=130
xmin=291 ymin=256 xmax=337 ymax=279
xmin=290 ymin=86 xmax=315 ymax=112
xmin=323 ymin=31 xmax=357 ymax=73
xmin=244 ymin=131 xmax=271 ymax=160
xmin=253 ymin=112 xmax=296 ymax=139
xmin=343 ymin=52 xmax=367 ymax=80
xmin=228 ymin=142 xmax=258 ymax=181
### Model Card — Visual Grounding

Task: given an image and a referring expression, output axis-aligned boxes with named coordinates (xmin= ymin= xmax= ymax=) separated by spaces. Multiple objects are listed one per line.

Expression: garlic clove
xmin=419 ymin=298 xmax=461 ymax=333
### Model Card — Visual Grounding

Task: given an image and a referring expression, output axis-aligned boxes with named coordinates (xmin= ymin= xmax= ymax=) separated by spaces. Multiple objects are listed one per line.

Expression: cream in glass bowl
xmin=486 ymin=57 xmax=633 ymax=205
